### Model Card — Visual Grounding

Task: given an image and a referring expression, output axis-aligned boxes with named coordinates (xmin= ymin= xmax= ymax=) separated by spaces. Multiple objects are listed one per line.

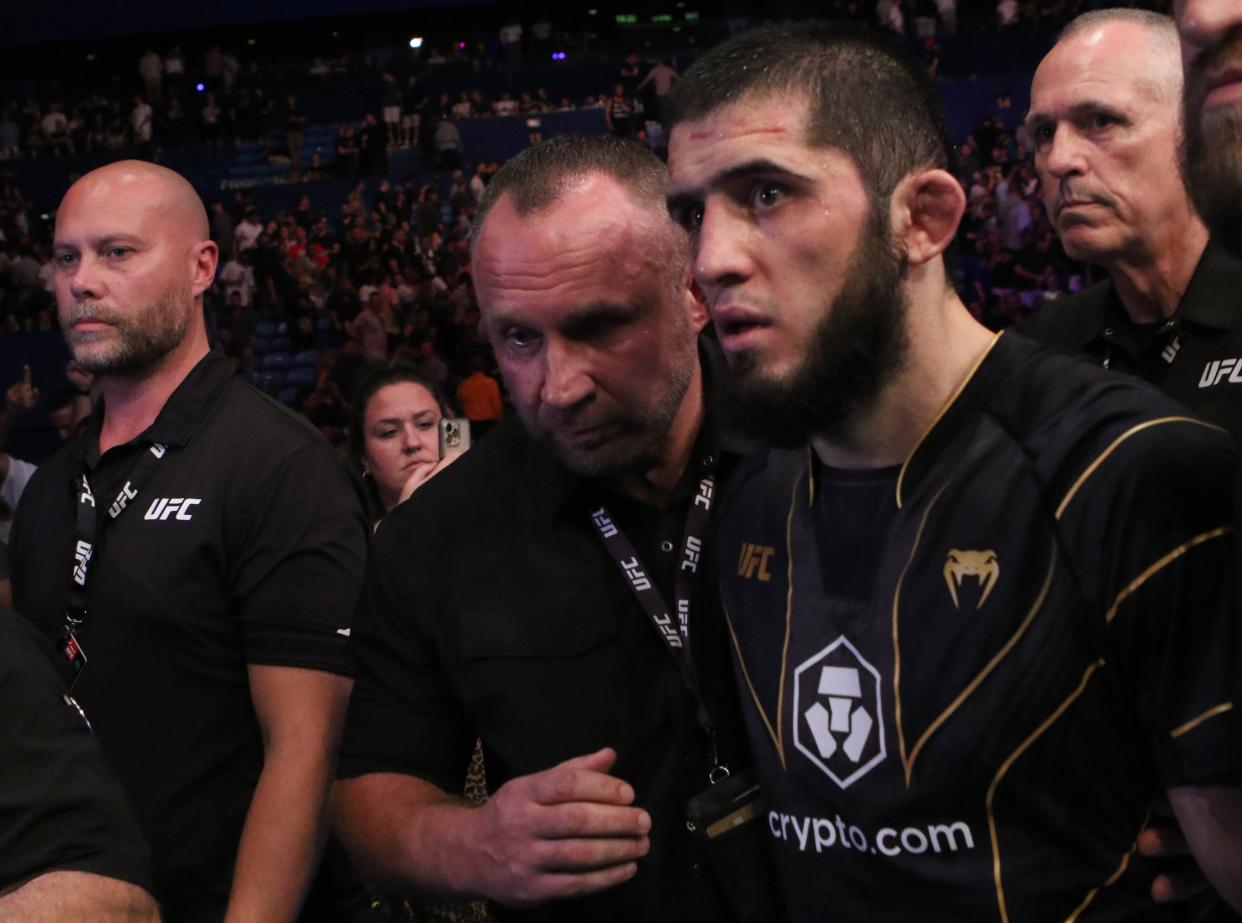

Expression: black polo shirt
xmin=0 ymin=606 xmax=153 ymax=895
xmin=10 ymin=349 xmax=367 ymax=922
xmin=339 ymin=408 xmax=749 ymax=923
xmin=1020 ymin=238 xmax=1242 ymax=437
xmin=715 ymin=332 xmax=1241 ymax=921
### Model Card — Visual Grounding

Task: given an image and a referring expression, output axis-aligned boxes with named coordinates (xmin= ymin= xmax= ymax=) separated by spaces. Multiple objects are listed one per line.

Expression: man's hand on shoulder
xmin=469 ymin=747 xmax=651 ymax=908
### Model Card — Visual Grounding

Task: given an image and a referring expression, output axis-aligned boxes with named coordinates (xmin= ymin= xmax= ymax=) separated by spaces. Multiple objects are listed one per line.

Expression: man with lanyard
xmin=10 ymin=161 xmax=369 ymax=922
xmin=1021 ymin=9 xmax=1242 ymax=438
xmin=665 ymin=21 xmax=1242 ymax=919
xmin=334 ymin=134 xmax=753 ymax=921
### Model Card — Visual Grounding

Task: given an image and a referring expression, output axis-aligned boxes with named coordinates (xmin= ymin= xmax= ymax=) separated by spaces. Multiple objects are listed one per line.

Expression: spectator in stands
xmin=163 ymin=46 xmax=184 ymax=93
xmin=456 ymin=350 xmax=503 ymax=440
xmin=400 ymin=76 xmax=424 ymax=149
xmin=381 ymin=72 xmax=402 ymax=148
xmin=638 ymin=57 xmax=678 ymax=122
xmin=335 ymin=121 xmax=360 ymax=176
xmin=360 ymin=113 xmax=388 ymax=175
xmin=605 ymin=82 xmax=634 ymax=137
xmin=1021 ymin=10 xmax=1242 ymax=437
xmin=348 ymin=364 xmax=450 ymax=519
xmin=493 ymin=92 xmax=518 ymax=117
xmin=138 ymin=48 xmax=163 ymax=103
xmin=130 ymin=96 xmax=153 ymax=150
xmin=284 ymin=94 xmax=306 ymax=164
xmin=434 ymin=118 xmax=463 ymax=169
xmin=351 ymin=290 xmax=389 ymax=364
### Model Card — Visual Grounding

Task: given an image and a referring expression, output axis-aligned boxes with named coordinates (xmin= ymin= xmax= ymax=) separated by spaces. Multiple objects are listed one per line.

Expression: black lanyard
xmin=57 ymin=441 xmax=167 ymax=687
xmin=589 ymin=469 xmax=728 ymax=781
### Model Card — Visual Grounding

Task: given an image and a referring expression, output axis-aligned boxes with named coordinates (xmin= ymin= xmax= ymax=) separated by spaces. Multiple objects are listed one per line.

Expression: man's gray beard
xmin=724 ymin=211 xmax=909 ymax=447
xmin=64 ymin=287 xmax=189 ymax=378
xmin=1184 ymin=37 xmax=1242 ymax=254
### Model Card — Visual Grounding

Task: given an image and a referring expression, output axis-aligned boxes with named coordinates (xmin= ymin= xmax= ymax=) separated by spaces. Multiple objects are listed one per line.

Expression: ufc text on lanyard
xmin=58 ymin=441 xmax=168 ymax=689
xmin=589 ymin=466 xmax=730 ymax=784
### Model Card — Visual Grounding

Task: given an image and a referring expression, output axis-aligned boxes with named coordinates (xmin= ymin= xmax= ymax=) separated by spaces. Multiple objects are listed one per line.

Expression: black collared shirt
xmin=10 ymin=349 xmax=368 ymax=922
xmin=340 ymin=380 xmax=750 ymax=922
xmin=1020 ymin=238 xmax=1242 ymax=438
xmin=716 ymin=332 xmax=1240 ymax=921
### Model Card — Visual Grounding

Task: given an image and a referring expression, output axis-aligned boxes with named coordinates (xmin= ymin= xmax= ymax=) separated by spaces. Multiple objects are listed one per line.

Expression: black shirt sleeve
xmin=336 ymin=513 xmax=477 ymax=794
xmin=233 ymin=443 xmax=368 ymax=676
xmin=1057 ymin=417 xmax=1242 ymax=787
xmin=0 ymin=607 xmax=153 ymax=893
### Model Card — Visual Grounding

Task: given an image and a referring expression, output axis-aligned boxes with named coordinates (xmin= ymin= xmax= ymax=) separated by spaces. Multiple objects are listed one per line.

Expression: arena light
xmin=551 ymin=51 xmax=567 ymax=60
xmin=409 ymin=36 xmax=424 ymax=49
xmin=196 ymin=83 xmax=206 ymax=92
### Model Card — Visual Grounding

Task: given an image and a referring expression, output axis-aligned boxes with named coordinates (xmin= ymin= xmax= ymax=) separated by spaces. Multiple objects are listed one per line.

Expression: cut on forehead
xmin=59 ymin=160 xmax=210 ymax=240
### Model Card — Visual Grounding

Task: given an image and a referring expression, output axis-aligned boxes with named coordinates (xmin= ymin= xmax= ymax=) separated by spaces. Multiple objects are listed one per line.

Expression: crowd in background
xmin=0 ymin=0 xmax=1115 ymax=455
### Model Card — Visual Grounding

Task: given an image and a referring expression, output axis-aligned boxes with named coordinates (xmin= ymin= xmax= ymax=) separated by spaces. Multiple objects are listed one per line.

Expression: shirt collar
xmin=83 ymin=349 xmax=235 ymax=466
xmin=1083 ymin=236 xmax=1242 ymax=350
xmin=894 ymin=330 xmax=1011 ymax=509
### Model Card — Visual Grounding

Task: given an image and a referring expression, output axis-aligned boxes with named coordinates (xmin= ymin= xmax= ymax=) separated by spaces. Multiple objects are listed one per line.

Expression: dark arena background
xmin=0 ymin=0 xmax=1165 ymax=464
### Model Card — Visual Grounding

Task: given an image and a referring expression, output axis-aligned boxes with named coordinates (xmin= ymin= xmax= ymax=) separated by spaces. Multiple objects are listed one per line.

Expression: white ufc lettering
xmin=681 ymin=535 xmax=702 ymax=573
xmin=144 ymin=498 xmax=202 ymax=521
xmin=620 ymin=557 xmax=651 ymax=591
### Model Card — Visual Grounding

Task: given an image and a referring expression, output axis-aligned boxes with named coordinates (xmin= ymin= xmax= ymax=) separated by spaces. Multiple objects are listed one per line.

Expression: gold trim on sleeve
xmin=1104 ymin=527 xmax=1231 ymax=624
xmin=1054 ymin=417 xmax=1227 ymax=521
xmin=896 ymin=331 xmax=1003 ymax=510
xmin=902 ymin=550 xmax=1055 ymax=786
xmin=892 ymin=478 xmax=953 ymax=786
xmin=988 ymin=659 xmax=1107 ymax=923
xmin=1171 ymin=701 xmax=1234 ymax=739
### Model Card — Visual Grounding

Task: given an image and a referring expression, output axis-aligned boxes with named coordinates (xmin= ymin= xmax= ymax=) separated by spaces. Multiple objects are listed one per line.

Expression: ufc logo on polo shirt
xmin=144 ymin=498 xmax=202 ymax=521
xmin=1199 ymin=358 xmax=1242 ymax=388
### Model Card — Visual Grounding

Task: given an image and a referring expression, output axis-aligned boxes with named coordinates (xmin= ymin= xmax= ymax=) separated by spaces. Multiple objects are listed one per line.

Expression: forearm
xmin=333 ymin=773 xmax=490 ymax=902
xmin=223 ymin=744 xmax=333 ymax=923
xmin=0 ymin=871 xmax=160 ymax=923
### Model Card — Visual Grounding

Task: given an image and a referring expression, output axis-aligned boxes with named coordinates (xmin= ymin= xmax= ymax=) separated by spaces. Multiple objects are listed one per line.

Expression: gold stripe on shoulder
xmin=896 ymin=330 xmax=1003 ymax=510
xmin=987 ymin=659 xmax=1106 ymax=923
xmin=1105 ymin=527 xmax=1232 ymax=624
xmin=1171 ymin=701 xmax=1234 ymax=740
xmin=1055 ymin=416 xmax=1227 ymax=521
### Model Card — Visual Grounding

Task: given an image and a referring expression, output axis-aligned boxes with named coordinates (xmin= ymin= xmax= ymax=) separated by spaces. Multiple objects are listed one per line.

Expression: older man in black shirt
xmin=334 ymin=135 xmax=751 ymax=922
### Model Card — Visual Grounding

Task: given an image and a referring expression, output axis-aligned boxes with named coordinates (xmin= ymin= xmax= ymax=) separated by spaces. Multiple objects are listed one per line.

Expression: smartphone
xmin=438 ymin=417 xmax=471 ymax=461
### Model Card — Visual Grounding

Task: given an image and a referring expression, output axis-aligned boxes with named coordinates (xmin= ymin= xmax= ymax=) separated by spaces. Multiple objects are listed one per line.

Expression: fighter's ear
xmin=890 ymin=168 xmax=966 ymax=267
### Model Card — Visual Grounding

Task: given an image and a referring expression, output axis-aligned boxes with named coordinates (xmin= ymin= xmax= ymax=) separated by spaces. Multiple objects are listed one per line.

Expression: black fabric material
xmin=1019 ymin=238 xmax=1242 ymax=438
xmin=340 ymin=355 xmax=752 ymax=923
xmin=716 ymin=333 xmax=1241 ymax=922
xmin=10 ymin=349 xmax=369 ymax=922
xmin=0 ymin=606 xmax=153 ymax=895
